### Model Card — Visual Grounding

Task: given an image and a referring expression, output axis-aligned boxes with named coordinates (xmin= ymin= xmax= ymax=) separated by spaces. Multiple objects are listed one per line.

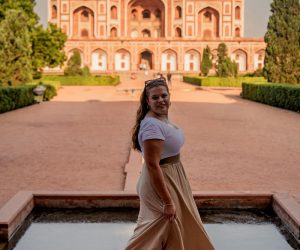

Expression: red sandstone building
xmin=47 ymin=0 xmax=265 ymax=74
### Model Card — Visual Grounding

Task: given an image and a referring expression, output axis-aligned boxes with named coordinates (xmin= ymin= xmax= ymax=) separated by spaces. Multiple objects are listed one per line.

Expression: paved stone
xmin=0 ymin=79 xmax=299 ymax=209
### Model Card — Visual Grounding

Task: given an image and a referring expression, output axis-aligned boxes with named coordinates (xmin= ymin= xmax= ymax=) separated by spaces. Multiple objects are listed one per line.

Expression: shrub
xmin=242 ymin=69 xmax=264 ymax=77
xmin=40 ymin=75 xmax=120 ymax=86
xmin=183 ymin=76 xmax=266 ymax=87
xmin=216 ymin=43 xmax=238 ymax=77
xmin=201 ymin=46 xmax=212 ymax=76
xmin=182 ymin=76 xmax=202 ymax=86
xmin=43 ymin=84 xmax=57 ymax=101
xmin=64 ymin=50 xmax=83 ymax=76
xmin=241 ymin=83 xmax=300 ymax=112
xmin=0 ymin=86 xmax=35 ymax=113
xmin=82 ymin=66 xmax=91 ymax=76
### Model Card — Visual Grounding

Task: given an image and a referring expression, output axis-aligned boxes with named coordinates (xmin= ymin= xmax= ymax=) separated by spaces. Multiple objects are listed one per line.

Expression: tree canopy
xmin=0 ymin=0 xmax=38 ymax=28
xmin=216 ymin=43 xmax=238 ymax=77
xmin=31 ymin=23 xmax=67 ymax=77
xmin=264 ymin=0 xmax=300 ymax=84
xmin=201 ymin=46 xmax=212 ymax=76
xmin=0 ymin=10 xmax=32 ymax=85
xmin=64 ymin=50 xmax=84 ymax=76
xmin=0 ymin=0 xmax=67 ymax=85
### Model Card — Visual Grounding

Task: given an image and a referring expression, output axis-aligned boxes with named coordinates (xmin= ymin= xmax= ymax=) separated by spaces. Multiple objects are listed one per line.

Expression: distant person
xmin=159 ymin=73 xmax=166 ymax=81
xmin=167 ymin=71 xmax=172 ymax=87
xmin=125 ymin=78 xmax=215 ymax=250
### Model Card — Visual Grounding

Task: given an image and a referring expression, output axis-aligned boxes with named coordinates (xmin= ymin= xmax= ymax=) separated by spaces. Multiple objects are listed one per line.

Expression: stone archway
xmin=115 ymin=49 xmax=131 ymax=71
xmin=91 ymin=49 xmax=107 ymax=71
xmin=161 ymin=49 xmax=177 ymax=71
xmin=139 ymin=50 xmax=153 ymax=70
xmin=231 ymin=49 xmax=247 ymax=72
xmin=127 ymin=0 xmax=165 ymax=38
xmin=72 ymin=6 xmax=95 ymax=39
xmin=184 ymin=50 xmax=200 ymax=72
xmin=198 ymin=7 xmax=219 ymax=38
xmin=254 ymin=49 xmax=265 ymax=70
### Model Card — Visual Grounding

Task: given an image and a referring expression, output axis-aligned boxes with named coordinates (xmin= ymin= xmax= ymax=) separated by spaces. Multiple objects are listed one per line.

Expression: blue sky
xmin=34 ymin=0 xmax=273 ymax=37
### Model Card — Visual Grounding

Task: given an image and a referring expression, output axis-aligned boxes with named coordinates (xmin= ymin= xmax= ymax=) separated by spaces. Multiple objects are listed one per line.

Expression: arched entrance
xmin=115 ymin=49 xmax=131 ymax=71
xmin=184 ymin=50 xmax=200 ymax=72
xmin=139 ymin=50 xmax=153 ymax=70
xmin=231 ymin=49 xmax=247 ymax=72
xmin=161 ymin=49 xmax=177 ymax=71
xmin=91 ymin=49 xmax=107 ymax=71
xmin=254 ymin=50 xmax=265 ymax=70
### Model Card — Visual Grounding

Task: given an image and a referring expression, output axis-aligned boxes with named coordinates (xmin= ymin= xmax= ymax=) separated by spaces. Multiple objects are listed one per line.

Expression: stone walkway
xmin=0 ymin=79 xmax=299 ymax=209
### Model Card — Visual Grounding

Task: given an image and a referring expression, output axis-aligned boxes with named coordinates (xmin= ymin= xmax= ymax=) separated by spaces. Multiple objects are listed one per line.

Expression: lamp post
xmin=33 ymin=85 xmax=46 ymax=103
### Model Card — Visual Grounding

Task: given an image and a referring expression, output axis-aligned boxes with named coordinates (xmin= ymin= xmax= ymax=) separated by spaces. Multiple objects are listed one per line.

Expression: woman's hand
xmin=163 ymin=203 xmax=176 ymax=222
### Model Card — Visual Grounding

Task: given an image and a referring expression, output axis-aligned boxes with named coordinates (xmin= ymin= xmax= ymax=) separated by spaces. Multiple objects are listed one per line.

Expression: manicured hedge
xmin=0 ymin=83 xmax=58 ymax=114
xmin=39 ymin=75 xmax=120 ymax=86
xmin=0 ymin=86 xmax=35 ymax=113
xmin=183 ymin=76 xmax=266 ymax=87
xmin=241 ymin=83 xmax=300 ymax=112
xmin=182 ymin=76 xmax=202 ymax=86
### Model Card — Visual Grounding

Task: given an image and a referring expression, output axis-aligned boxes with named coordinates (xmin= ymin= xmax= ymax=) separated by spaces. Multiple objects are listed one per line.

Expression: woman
xmin=125 ymin=78 xmax=215 ymax=250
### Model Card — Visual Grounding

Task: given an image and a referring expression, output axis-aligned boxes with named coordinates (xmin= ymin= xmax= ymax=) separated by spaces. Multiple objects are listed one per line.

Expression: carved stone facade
xmin=47 ymin=0 xmax=265 ymax=74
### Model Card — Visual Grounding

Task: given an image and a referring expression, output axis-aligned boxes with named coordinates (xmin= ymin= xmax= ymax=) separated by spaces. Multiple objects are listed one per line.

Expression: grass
xmin=183 ymin=76 xmax=267 ymax=88
xmin=33 ymin=75 xmax=120 ymax=86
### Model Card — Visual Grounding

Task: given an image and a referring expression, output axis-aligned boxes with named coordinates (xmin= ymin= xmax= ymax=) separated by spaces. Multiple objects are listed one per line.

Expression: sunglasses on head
xmin=144 ymin=78 xmax=167 ymax=86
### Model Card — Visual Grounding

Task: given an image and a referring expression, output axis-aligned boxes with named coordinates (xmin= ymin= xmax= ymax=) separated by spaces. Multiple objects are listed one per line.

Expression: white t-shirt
xmin=138 ymin=117 xmax=184 ymax=159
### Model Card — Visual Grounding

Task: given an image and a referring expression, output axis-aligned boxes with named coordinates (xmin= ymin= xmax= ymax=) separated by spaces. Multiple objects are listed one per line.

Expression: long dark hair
xmin=131 ymin=78 xmax=169 ymax=151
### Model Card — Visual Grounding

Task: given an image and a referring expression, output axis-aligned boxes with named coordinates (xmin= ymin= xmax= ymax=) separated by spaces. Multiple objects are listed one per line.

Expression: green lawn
xmin=33 ymin=75 xmax=120 ymax=86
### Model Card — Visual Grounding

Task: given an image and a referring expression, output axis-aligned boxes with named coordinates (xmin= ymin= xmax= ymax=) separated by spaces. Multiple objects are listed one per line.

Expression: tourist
xmin=125 ymin=78 xmax=215 ymax=250
xmin=167 ymin=71 xmax=172 ymax=87
xmin=159 ymin=73 xmax=166 ymax=81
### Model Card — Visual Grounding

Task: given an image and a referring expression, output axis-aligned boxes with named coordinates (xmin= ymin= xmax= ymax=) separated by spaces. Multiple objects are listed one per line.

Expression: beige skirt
xmin=125 ymin=160 xmax=215 ymax=250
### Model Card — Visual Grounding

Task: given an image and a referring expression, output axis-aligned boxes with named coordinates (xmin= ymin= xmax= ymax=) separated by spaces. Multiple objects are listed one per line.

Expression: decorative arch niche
xmin=52 ymin=5 xmax=57 ymax=19
xmin=142 ymin=29 xmax=151 ymax=37
xmin=235 ymin=6 xmax=241 ymax=20
xmin=235 ymin=27 xmax=241 ymax=37
xmin=127 ymin=0 xmax=166 ymax=38
xmin=73 ymin=6 xmax=94 ymax=38
xmin=254 ymin=49 xmax=265 ymax=70
xmin=175 ymin=27 xmax=182 ymax=37
xmin=110 ymin=27 xmax=118 ymax=37
xmin=198 ymin=7 xmax=220 ymax=38
xmin=111 ymin=6 xmax=118 ymax=19
xmin=175 ymin=6 xmax=182 ymax=19
xmin=139 ymin=50 xmax=153 ymax=70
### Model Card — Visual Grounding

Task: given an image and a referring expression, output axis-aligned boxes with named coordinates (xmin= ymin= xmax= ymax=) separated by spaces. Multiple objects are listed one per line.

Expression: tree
xmin=0 ymin=10 xmax=32 ymax=86
xmin=31 ymin=23 xmax=67 ymax=78
xmin=201 ymin=46 xmax=212 ymax=76
xmin=216 ymin=43 xmax=238 ymax=77
xmin=264 ymin=0 xmax=300 ymax=84
xmin=0 ymin=0 xmax=67 ymax=79
xmin=64 ymin=50 xmax=83 ymax=76
xmin=0 ymin=0 xmax=39 ymax=28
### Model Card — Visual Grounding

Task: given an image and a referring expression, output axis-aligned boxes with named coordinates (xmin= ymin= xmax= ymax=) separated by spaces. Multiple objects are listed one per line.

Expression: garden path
xmin=0 ymin=79 xmax=299 ymax=209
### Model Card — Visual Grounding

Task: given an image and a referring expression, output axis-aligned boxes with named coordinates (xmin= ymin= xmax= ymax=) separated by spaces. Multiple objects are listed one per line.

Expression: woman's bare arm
xmin=143 ymin=139 xmax=176 ymax=220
